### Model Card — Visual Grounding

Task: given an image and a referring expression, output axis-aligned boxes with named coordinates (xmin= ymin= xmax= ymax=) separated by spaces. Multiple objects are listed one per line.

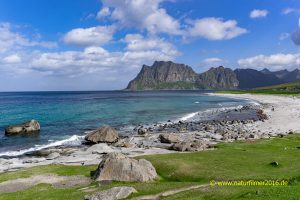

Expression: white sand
xmin=212 ymin=93 xmax=300 ymax=134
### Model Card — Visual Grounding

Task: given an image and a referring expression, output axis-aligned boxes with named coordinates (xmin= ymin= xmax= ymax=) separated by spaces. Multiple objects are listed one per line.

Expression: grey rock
xmin=113 ymin=138 xmax=135 ymax=148
xmin=46 ymin=152 xmax=60 ymax=160
xmin=170 ymin=142 xmax=191 ymax=152
xmin=137 ymin=128 xmax=147 ymax=135
xmin=94 ymin=153 xmax=157 ymax=182
xmin=88 ymin=186 xmax=137 ymax=200
xmin=86 ymin=143 xmax=115 ymax=154
xmin=159 ymin=133 xmax=180 ymax=143
xmin=85 ymin=126 xmax=118 ymax=144
xmin=190 ymin=140 xmax=209 ymax=151
xmin=5 ymin=120 xmax=40 ymax=136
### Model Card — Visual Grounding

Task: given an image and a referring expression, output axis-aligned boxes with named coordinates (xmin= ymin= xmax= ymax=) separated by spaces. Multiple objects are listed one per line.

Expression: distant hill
xmin=235 ymin=68 xmax=283 ymax=89
xmin=261 ymin=68 xmax=300 ymax=83
xmin=196 ymin=66 xmax=239 ymax=89
xmin=126 ymin=61 xmax=300 ymax=90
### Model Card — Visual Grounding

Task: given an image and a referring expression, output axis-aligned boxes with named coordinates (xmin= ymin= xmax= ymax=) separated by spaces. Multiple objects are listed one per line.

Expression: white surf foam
xmin=0 ymin=135 xmax=84 ymax=157
xmin=179 ymin=112 xmax=199 ymax=121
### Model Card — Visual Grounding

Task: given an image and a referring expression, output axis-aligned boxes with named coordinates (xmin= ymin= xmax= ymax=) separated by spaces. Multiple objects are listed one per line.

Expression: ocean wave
xmin=0 ymin=135 xmax=84 ymax=157
xmin=179 ymin=112 xmax=199 ymax=121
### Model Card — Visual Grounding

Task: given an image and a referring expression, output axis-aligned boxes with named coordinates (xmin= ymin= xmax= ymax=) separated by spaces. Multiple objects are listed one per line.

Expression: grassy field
xmin=1 ymin=134 xmax=300 ymax=199
xmin=217 ymin=81 xmax=300 ymax=95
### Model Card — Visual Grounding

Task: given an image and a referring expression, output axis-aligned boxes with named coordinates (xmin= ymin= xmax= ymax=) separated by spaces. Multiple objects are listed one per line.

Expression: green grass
xmin=1 ymin=134 xmax=300 ymax=199
xmin=141 ymin=135 xmax=300 ymax=182
xmin=0 ymin=165 xmax=96 ymax=183
xmin=162 ymin=185 xmax=300 ymax=200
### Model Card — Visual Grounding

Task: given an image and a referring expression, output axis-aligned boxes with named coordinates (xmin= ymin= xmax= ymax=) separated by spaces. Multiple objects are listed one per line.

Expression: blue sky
xmin=0 ymin=0 xmax=299 ymax=91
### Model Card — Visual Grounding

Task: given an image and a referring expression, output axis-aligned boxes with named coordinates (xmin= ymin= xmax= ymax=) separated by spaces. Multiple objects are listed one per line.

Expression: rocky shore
xmin=0 ymin=93 xmax=299 ymax=173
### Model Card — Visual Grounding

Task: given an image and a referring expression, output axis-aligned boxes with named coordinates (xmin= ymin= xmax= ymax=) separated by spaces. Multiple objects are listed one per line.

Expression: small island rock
xmin=5 ymin=120 xmax=40 ymax=136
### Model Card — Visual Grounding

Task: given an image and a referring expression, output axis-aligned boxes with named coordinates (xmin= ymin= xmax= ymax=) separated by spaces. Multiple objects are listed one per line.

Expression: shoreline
xmin=0 ymin=95 xmax=250 ymax=158
xmin=1 ymin=93 xmax=299 ymax=173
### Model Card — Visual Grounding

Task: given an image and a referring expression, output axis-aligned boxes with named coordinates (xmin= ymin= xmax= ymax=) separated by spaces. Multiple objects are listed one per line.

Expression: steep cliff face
xmin=126 ymin=61 xmax=199 ymax=90
xmin=196 ymin=66 xmax=239 ymax=89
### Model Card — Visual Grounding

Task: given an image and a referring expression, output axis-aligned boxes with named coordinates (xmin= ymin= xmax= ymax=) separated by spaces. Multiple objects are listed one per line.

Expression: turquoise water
xmin=0 ymin=91 xmax=248 ymax=155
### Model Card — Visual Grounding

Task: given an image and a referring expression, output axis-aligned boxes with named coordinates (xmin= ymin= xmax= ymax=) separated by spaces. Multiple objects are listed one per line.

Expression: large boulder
xmin=94 ymin=152 xmax=157 ymax=182
xmin=159 ymin=133 xmax=180 ymax=143
xmin=86 ymin=186 xmax=137 ymax=200
xmin=85 ymin=126 xmax=119 ymax=144
xmin=5 ymin=120 xmax=40 ymax=136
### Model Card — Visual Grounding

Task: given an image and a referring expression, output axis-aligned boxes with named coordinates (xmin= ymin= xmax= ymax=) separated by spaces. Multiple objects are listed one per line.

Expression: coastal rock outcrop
xmin=5 ymin=120 xmax=40 ymax=136
xmin=94 ymin=152 xmax=157 ymax=182
xmin=85 ymin=126 xmax=118 ymax=144
xmin=86 ymin=186 xmax=137 ymax=200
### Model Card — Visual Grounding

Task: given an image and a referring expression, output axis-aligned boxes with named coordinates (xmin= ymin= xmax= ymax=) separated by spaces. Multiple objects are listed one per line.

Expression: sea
xmin=0 ymin=90 xmax=251 ymax=157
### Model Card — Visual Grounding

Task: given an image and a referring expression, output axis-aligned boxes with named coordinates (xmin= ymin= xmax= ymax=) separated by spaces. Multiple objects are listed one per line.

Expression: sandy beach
xmin=1 ymin=93 xmax=299 ymax=173
xmin=211 ymin=93 xmax=300 ymax=134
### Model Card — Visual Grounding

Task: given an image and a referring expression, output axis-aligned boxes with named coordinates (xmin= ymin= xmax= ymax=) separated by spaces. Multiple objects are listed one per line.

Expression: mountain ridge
xmin=126 ymin=61 xmax=299 ymax=90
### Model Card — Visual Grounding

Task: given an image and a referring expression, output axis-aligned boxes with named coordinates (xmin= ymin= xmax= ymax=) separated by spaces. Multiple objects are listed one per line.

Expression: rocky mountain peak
xmin=126 ymin=61 xmax=300 ymax=90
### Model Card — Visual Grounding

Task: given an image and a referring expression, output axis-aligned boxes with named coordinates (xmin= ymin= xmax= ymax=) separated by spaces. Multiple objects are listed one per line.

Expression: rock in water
xmin=87 ymin=186 xmax=137 ymax=200
xmin=159 ymin=133 xmax=180 ymax=143
xmin=85 ymin=126 xmax=119 ymax=144
xmin=5 ymin=120 xmax=40 ymax=136
xmin=94 ymin=152 xmax=157 ymax=182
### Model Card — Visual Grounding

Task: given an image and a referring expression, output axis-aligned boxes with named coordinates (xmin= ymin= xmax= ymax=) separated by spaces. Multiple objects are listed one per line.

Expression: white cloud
xmin=29 ymin=44 xmax=179 ymax=77
xmin=187 ymin=18 xmax=247 ymax=40
xmin=99 ymin=0 xmax=182 ymax=35
xmin=282 ymin=8 xmax=300 ymax=15
xmin=63 ymin=25 xmax=115 ymax=47
xmin=249 ymin=9 xmax=268 ymax=18
xmin=238 ymin=53 xmax=300 ymax=71
xmin=1 ymin=33 xmax=180 ymax=78
xmin=96 ymin=7 xmax=111 ymax=19
xmin=279 ymin=33 xmax=290 ymax=40
xmin=2 ymin=54 xmax=22 ymax=64
xmin=201 ymin=57 xmax=224 ymax=66
xmin=0 ymin=22 xmax=56 ymax=53
xmin=123 ymin=34 xmax=180 ymax=56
